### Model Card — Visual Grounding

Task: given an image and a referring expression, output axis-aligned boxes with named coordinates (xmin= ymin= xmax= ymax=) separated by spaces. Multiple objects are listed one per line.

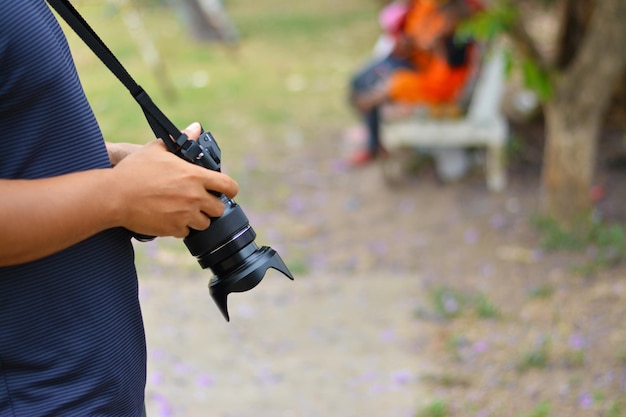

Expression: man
xmin=0 ymin=2 xmax=238 ymax=415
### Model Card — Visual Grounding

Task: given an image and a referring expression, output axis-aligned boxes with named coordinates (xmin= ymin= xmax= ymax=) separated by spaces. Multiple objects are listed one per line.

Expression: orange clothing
xmin=387 ymin=0 xmax=473 ymax=105
xmin=388 ymin=55 xmax=471 ymax=104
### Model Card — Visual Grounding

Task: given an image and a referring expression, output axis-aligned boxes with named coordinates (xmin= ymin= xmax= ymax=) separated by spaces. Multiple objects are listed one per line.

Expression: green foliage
xmin=458 ymin=2 xmax=553 ymax=101
xmin=430 ymin=287 xmax=465 ymax=319
xmin=519 ymin=401 xmax=552 ymax=417
xmin=526 ymin=284 xmax=554 ymax=300
xmin=427 ymin=286 xmax=506 ymax=321
xmin=519 ymin=57 xmax=552 ymax=100
xmin=532 ymin=215 xmax=586 ymax=251
xmin=531 ymin=216 xmax=626 ymax=275
xmin=606 ymin=399 xmax=626 ymax=417
xmin=516 ymin=337 xmax=551 ymax=372
xmin=67 ymin=0 xmax=379 ymax=155
xmin=427 ymin=287 xmax=503 ymax=320
xmin=474 ymin=294 xmax=501 ymax=318
xmin=617 ymin=347 xmax=626 ymax=365
xmin=457 ymin=3 xmax=518 ymax=42
xmin=285 ymin=260 xmax=309 ymax=276
xmin=417 ymin=399 xmax=449 ymax=417
xmin=421 ymin=372 xmax=472 ymax=388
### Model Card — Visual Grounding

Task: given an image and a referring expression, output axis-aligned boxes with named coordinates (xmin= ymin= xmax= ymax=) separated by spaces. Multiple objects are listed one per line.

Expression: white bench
xmin=380 ymin=47 xmax=509 ymax=191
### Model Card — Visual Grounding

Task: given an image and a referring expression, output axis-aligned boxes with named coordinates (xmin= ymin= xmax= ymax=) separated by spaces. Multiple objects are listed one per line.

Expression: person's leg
xmin=365 ymin=105 xmax=381 ymax=154
xmin=348 ymin=105 xmax=382 ymax=166
xmin=349 ymin=55 xmax=413 ymax=107
xmin=347 ymin=55 xmax=413 ymax=166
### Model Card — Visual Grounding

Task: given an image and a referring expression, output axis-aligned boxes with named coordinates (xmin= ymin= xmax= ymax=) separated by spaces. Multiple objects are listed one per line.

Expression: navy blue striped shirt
xmin=0 ymin=2 xmax=146 ymax=416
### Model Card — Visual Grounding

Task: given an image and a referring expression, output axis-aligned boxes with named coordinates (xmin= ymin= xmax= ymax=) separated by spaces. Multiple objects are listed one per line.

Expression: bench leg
xmin=486 ymin=143 xmax=506 ymax=192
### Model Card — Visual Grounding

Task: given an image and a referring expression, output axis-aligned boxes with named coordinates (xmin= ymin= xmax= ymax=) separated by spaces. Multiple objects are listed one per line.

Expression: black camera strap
xmin=45 ymin=0 xmax=191 ymax=154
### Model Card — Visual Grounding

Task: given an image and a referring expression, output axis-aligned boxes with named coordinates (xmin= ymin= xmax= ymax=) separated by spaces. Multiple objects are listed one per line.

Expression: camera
xmin=43 ymin=0 xmax=293 ymax=322
xmin=175 ymin=130 xmax=294 ymax=321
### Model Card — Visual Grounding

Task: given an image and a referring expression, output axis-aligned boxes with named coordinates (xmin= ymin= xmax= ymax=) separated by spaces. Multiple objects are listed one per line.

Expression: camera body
xmin=178 ymin=131 xmax=294 ymax=321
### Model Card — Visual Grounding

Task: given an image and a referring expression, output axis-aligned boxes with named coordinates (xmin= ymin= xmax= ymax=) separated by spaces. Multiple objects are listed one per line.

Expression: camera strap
xmin=45 ymin=0 xmax=194 ymax=155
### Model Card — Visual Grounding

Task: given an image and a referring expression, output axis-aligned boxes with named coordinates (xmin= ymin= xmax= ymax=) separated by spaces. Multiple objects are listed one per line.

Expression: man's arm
xmin=0 ymin=124 xmax=238 ymax=266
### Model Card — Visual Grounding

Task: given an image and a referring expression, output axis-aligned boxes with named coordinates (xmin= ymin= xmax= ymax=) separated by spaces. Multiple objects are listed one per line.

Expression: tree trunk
xmin=541 ymin=0 xmax=626 ymax=228
xmin=542 ymin=100 xmax=600 ymax=226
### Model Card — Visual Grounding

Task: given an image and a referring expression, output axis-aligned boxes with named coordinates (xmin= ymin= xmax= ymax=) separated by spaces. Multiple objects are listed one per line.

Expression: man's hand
xmin=106 ymin=141 xmax=142 ymax=167
xmin=0 ymin=122 xmax=238 ymax=266
xmin=108 ymin=122 xmax=238 ymax=238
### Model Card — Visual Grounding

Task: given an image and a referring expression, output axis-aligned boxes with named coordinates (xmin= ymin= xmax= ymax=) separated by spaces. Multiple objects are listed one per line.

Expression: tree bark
xmin=542 ymin=101 xmax=600 ymax=226
xmin=541 ymin=0 xmax=626 ymax=228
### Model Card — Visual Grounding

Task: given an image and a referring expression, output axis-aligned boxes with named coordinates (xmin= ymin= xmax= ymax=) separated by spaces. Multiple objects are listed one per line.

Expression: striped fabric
xmin=1 ymin=2 xmax=146 ymax=416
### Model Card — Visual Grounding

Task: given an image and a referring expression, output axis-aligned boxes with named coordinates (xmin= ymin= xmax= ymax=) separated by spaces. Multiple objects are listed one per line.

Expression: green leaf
xmin=520 ymin=58 xmax=552 ymax=100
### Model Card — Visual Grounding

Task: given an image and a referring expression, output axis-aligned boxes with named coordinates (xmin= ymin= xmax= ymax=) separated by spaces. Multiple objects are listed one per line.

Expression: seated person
xmin=348 ymin=0 xmax=482 ymax=166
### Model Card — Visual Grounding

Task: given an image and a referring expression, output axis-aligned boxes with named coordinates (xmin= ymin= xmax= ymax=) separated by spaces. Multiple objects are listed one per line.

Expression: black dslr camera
xmin=174 ymin=130 xmax=294 ymax=321
xmin=43 ymin=0 xmax=293 ymax=323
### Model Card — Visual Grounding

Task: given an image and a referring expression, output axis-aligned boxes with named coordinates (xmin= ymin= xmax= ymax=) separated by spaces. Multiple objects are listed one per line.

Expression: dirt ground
xmin=136 ymin=123 xmax=626 ymax=417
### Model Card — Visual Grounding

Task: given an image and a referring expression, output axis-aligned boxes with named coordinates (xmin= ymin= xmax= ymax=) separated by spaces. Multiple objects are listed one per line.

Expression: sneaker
xmin=347 ymin=149 xmax=376 ymax=166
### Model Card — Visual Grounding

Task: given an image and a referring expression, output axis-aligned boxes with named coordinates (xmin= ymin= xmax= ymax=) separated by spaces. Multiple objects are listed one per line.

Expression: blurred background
xmin=61 ymin=0 xmax=626 ymax=416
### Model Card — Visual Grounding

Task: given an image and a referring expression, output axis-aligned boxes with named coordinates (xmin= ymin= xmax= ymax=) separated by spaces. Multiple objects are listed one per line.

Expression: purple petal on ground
xmin=245 ymin=212 xmax=263 ymax=227
xmin=313 ymin=190 xmax=330 ymax=206
xmin=568 ymin=333 xmax=587 ymax=350
xmin=149 ymin=371 xmax=164 ymax=386
xmin=479 ymin=262 xmax=495 ymax=277
xmin=472 ymin=340 xmax=489 ymax=353
xmin=330 ymin=159 xmax=349 ymax=173
xmin=307 ymin=253 xmax=328 ymax=270
xmin=343 ymin=256 xmax=359 ymax=271
xmin=174 ymin=362 xmax=190 ymax=374
xmin=489 ymin=213 xmax=506 ymax=230
xmin=152 ymin=393 xmax=173 ymax=417
xmin=444 ymin=297 xmax=460 ymax=315
xmin=195 ymin=373 xmax=216 ymax=388
xmin=398 ymin=199 xmax=416 ymax=214
xmin=148 ymin=348 xmax=169 ymax=360
xmin=380 ymin=329 xmax=396 ymax=343
xmin=391 ymin=369 xmax=413 ymax=385
xmin=464 ymin=228 xmax=479 ymax=244
xmin=369 ymin=240 xmax=389 ymax=255
xmin=358 ymin=371 xmax=377 ymax=382
xmin=578 ymin=392 xmax=594 ymax=408
xmin=286 ymin=195 xmax=306 ymax=214
xmin=256 ymin=368 xmax=281 ymax=384
xmin=138 ymin=287 xmax=151 ymax=302
xmin=369 ymin=383 xmax=386 ymax=394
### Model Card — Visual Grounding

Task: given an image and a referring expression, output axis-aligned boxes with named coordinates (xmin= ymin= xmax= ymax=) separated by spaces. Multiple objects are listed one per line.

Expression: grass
xmin=531 ymin=215 xmax=626 ymax=275
xmin=426 ymin=286 xmax=502 ymax=320
xmin=519 ymin=401 xmax=552 ymax=417
xmin=417 ymin=399 xmax=449 ymax=417
xmin=516 ymin=337 xmax=551 ymax=372
xmin=62 ymin=0 xmax=381 ymax=163
xmin=59 ymin=0 xmax=380 ymax=266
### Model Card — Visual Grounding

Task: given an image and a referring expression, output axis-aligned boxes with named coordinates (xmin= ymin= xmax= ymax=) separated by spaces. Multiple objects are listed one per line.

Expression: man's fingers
xmin=187 ymin=212 xmax=212 ymax=232
xmin=181 ymin=122 xmax=202 ymax=141
xmin=202 ymin=172 xmax=239 ymax=199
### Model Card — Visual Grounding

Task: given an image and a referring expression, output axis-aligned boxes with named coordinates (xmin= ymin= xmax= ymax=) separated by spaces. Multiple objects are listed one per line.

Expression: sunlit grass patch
xmin=417 ymin=399 xmax=449 ymax=417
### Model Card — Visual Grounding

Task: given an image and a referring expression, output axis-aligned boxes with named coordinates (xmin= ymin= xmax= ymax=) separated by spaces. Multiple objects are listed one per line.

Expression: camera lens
xmin=183 ymin=197 xmax=294 ymax=321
